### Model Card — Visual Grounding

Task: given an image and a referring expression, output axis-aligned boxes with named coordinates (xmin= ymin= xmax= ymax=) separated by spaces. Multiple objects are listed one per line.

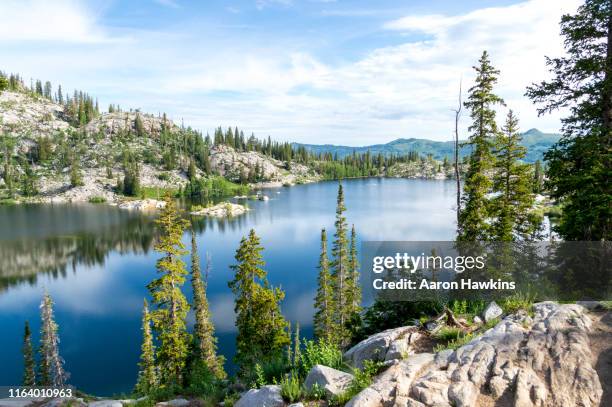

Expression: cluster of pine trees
xmin=0 ymin=72 xmax=100 ymax=126
xmin=313 ymin=184 xmax=362 ymax=348
xmin=211 ymin=125 xmax=435 ymax=180
xmin=135 ymin=196 xmax=225 ymax=392
xmin=457 ymin=51 xmax=542 ymax=242
xmin=21 ymin=292 xmax=68 ymax=388
xmin=526 ymin=0 xmax=610 ymax=241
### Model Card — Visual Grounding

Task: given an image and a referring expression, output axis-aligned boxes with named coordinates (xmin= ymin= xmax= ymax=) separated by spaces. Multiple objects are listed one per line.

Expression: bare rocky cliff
xmin=344 ymin=302 xmax=605 ymax=407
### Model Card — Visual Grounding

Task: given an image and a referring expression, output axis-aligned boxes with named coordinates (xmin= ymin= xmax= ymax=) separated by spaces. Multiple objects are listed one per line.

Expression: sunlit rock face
xmin=345 ymin=302 xmax=602 ymax=407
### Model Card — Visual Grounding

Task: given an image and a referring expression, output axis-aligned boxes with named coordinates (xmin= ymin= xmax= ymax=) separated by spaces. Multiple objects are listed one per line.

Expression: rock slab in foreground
xmin=234 ymin=385 xmax=284 ymax=407
xmin=344 ymin=325 xmax=421 ymax=368
xmin=347 ymin=302 xmax=602 ymax=407
xmin=304 ymin=364 xmax=354 ymax=398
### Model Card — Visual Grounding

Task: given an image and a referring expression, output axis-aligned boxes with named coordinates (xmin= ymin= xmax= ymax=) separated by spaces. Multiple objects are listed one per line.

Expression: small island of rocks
xmin=190 ymin=202 xmax=248 ymax=217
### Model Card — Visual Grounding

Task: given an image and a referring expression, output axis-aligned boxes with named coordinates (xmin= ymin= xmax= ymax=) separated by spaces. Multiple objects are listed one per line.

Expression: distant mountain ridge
xmin=293 ymin=128 xmax=560 ymax=163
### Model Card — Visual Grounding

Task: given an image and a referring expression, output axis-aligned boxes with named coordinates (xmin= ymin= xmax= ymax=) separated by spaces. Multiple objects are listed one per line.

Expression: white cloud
xmin=0 ymin=0 xmax=120 ymax=43
xmin=0 ymin=0 xmax=581 ymax=144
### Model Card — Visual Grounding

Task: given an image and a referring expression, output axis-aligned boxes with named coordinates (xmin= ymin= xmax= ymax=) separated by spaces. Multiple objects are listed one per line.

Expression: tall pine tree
xmin=189 ymin=229 xmax=225 ymax=379
xmin=313 ymin=228 xmax=335 ymax=343
xmin=458 ymin=51 xmax=505 ymax=241
xmin=346 ymin=224 xmax=361 ymax=316
xmin=22 ymin=321 xmax=36 ymax=386
xmin=147 ymin=195 xmax=191 ymax=385
xmin=330 ymin=184 xmax=351 ymax=346
xmin=39 ymin=291 xmax=67 ymax=387
xmin=135 ymin=299 xmax=157 ymax=394
xmin=228 ymin=229 xmax=289 ymax=376
xmin=491 ymin=110 xmax=539 ymax=240
xmin=526 ymin=0 xmax=611 ymax=240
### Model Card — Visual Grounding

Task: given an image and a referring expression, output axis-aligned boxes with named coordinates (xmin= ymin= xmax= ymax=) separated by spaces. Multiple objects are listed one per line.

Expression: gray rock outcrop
xmin=234 ymin=385 xmax=284 ymax=407
xmin=344 ymin=326 xmax=421 ymax=369
xmin=482 ymin=300 xmax=503 ymax=322
xmin=304 ymin=364 xmax=354 ymax=398
xmin=346 ymin=302 xmax=602 ymax=407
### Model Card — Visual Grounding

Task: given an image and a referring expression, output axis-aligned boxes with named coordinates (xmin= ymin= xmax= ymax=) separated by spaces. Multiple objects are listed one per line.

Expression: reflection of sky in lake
xmin=0 ymin=178 xmax=456 ymax=396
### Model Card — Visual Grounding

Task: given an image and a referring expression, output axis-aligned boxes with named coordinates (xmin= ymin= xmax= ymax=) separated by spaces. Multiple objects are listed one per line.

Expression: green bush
xmin=500 ymin=293 xmax=535 ymax=315
xmin=249 ymin=356 xmax=290 ymax=388
xmin=433 ymin=332 xmax=474 ymax=353
xmin=432 ymin=326 xmax=463 ymax=342
xmin=304 ymin=383 xmax=326 ymax=401
xmin=280 ymin=373 xmax=303 ymax=403
xmin=88 ymin=196 xmax=107 ymax=204
xmin=186 ymin=360 xmax=220 ymax=399
xmin=299 ymin=340 xmax=344 ymax=377
xmin=331 ymin=360 xmax=385 ymax=406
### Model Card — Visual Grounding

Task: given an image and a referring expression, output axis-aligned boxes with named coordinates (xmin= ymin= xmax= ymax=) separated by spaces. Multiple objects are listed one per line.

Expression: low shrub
xmin=279 ymin=373 xmax=303 ymax=403
xmin=433 ymin=332 xmax=474 ymax=353
xmin=500 ymin=293 xmax=535 ymax=315
xmin=432 ymin=326 xmax=463 ymax=342
xmin=88 ymin=196 xmax=107 ymax=204
xmin=299 ymin=340 xmax=344 ymax=377
xmin=330 ymin=360 xmax=385 ymax=406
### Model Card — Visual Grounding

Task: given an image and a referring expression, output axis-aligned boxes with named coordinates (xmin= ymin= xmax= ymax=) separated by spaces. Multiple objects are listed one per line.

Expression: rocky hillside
xmin=0 ymin=91 xmax=318 ymax=203
xmin=229 ymin=302 xmax=607 ymax=407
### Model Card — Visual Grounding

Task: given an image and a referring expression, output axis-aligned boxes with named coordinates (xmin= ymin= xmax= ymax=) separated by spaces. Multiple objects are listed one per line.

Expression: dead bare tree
xmin=453 ymin=79 xmax=462 ymax=228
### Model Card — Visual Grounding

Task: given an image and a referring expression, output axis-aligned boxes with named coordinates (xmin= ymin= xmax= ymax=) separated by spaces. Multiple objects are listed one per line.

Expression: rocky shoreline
xmin=5 ymin=302 xmax=606 ymax=407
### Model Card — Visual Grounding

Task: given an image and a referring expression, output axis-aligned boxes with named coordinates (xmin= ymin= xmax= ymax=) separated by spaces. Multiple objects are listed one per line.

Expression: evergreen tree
xmin=330 ymin=184 xmax=351 ymax=346
xmin=188 ymin=160 xmax=197 ymax=181
xmin=228 ymin=229 xmax=289 ymax=376
xmin=38 ymin=291 xmax=67 ymax=387
xmin=458 ymin=51 xmax=505 ymax=241
xmin=69 ymin=158 xmax=83 ymax=187
xmin=123 ymin=163 xmax=141 ymax=196
xmin=22 ymin=321 xmax=36 ymax=386
xmin=533 ymin=160 xmax=543 ymax=193
xmin=346 ymin=225 xmax=361 ymax=315
xmin=21 ymin=159 xmax=38 ymax=197
xmin=490 ymin=110 xmax=539 ymax=240
xmin=293 ymin=322 xmax=301 ymax=367
xmin=0 ymin=74 xmax=8 ymax=92
xmin=134 ymin=114 xmax=145 ymax=138
xmin=147 ymin=195 xmax=191 ymax=385
xmin=189 ymin=229 xmax=225 ymax=379
xmin=57 ymin=85 xmax=63 ymax=104
xmin=313 ymin=228 xmax=335 ymax=343
xmin=135 ymin=299 xmax=157 ymax=394
xmin=526 ymin=0 xmax=611 ymax=240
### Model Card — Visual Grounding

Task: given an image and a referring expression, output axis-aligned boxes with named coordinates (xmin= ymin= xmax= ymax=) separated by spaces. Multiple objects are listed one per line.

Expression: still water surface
xmin=0 ymin=178 xmax=455 ymax=396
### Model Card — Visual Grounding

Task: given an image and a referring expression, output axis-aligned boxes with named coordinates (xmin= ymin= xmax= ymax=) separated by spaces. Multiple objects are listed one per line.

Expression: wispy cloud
xmin=0 ymin=0 xmax=581 ymax=145
xmin=153 ymin=0 xmax=181 ymax=9
xmin=255 ymin=0 xmax=293 ymax=11
xmin=0 ymin=0 xmax=121 ymax=43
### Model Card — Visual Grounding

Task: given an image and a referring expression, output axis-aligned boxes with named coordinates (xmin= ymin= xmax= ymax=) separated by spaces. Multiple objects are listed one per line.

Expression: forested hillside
xmin=294 ymin=128 xmax=559 ymax=163
xmin=0 ymin=72 xmax=456 ymax=204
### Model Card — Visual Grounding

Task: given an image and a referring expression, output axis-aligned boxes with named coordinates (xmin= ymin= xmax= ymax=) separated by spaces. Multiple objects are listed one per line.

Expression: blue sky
xmin=0 ymin=0 xmax=579 ymax=144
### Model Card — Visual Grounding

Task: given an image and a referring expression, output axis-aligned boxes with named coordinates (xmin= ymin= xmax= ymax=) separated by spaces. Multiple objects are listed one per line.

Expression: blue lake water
xmin=0 ymin=178 xmax=456 ymax=396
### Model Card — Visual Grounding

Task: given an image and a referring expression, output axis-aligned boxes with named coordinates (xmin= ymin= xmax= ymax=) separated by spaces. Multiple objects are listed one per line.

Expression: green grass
xmin=330 ymin=360 xmax=385 ymax=406
xmin=433 ymin=332 xmax=475 ymax=353
xmin=140 ymin=186 xmax=179 ymax=200
xmin=500 ymin=293 xmax=535 ymax=315
xmin=279 ymin=373 xmax=303 ymax=403
xmin=88 ymin=196 xmax=107 ymax=204
xmin=432 ymin=326 xmax=463 ymax=342
xmin=0 ymin=198 xmax=18 ymax=205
